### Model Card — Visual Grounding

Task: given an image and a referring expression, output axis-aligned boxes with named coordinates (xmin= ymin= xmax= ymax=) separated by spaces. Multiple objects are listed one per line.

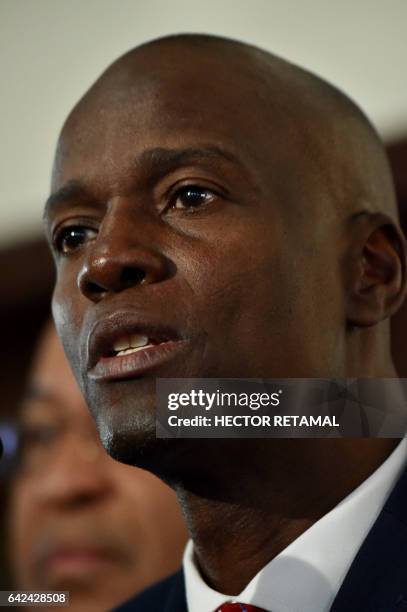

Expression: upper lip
xmin=86 ymin=310 xmax=182 ymax=370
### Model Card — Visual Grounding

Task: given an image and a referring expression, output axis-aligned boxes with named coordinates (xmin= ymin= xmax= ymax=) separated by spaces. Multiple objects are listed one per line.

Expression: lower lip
xmin=89 ymin=340 xmax=188 ymax=381
xmin=45 ymin=550 xmax=113 ymax=577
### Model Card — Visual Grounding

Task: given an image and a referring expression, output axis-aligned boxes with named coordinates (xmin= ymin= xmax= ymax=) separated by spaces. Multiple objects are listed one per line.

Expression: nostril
xmin=85 ymin=281 xmax=106 ymax=296
xmin=78 ymin=264 xmax=148 ymax=300
xmin=120 ymin=267 xmax=146 ymax=288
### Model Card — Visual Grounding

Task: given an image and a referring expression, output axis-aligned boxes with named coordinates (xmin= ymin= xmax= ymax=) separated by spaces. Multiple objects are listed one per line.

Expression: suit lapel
xmin=331 ymin=466 xmax=407 ymax=611
xmin=112 ymin=568 xmax=186 ymax=611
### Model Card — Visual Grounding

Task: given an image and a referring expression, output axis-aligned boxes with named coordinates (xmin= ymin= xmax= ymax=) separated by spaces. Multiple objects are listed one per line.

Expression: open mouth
xmin=109 ymin=333 xmax=168 ymax=358
xmin=87 ymin=317 xmax=188 ymax=382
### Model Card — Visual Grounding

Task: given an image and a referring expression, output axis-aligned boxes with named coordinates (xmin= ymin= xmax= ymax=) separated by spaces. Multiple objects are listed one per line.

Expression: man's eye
xmin=55 ymin=226 xmax=97 ymax=255
xmin=171 ymin=186 xmax=216 ymax=210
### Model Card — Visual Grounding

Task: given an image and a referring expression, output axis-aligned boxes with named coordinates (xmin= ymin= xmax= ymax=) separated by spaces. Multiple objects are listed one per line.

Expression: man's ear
xmin=346 ymin=212 xmax=407 ymax=328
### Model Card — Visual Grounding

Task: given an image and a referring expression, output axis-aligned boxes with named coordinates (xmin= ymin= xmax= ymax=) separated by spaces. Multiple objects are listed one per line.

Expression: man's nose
xmin=78 ymin=208 xmax=171 ymax=302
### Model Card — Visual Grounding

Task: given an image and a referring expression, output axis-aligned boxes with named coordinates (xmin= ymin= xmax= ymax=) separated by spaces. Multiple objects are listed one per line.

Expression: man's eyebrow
xmin=44 ymin=145 xmax=254 ymax=221
xmin=138 ymin=145 xmax=246 ymax=171
xmin=43 ymin=179 xmax=91 ymax=222
xmin=135 ymin=145 xmax=260 ymax=193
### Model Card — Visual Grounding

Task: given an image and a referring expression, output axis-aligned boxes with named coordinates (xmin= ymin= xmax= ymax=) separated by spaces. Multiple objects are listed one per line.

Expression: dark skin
xmin=45 ymin=35 xmax=407 ymax=594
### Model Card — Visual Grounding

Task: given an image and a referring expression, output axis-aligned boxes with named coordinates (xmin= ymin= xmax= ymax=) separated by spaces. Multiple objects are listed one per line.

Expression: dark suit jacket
xmin=115 ymin=569 xmax=187 ymax=612
xmin=115 ymin=467 xmax=407 ymax=612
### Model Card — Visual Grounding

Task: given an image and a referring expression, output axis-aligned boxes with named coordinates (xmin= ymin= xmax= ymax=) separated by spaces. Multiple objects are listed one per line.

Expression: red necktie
xmin=215 ymin=604 xmax=268 ymax=612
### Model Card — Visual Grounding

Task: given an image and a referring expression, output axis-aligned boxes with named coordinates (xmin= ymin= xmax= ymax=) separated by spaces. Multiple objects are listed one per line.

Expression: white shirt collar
xmin=183 ymin=439 xmax=407 ymax=612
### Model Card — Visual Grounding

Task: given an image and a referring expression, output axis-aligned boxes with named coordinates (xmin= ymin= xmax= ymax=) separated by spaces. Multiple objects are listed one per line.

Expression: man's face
xmin=9 ymin=327 xmax=187 ymax=612
xmin=46 ymin=46 xmax=345 ymax=463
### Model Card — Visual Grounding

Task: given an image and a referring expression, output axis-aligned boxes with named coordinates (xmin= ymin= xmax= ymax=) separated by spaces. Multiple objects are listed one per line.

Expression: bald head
xmin=58 ymin=33 xmax=397 ymax=222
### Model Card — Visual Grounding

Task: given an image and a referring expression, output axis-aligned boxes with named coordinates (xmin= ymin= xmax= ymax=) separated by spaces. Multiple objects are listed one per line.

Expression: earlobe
xmin=347 ymin=213 xmax=407 ymax=328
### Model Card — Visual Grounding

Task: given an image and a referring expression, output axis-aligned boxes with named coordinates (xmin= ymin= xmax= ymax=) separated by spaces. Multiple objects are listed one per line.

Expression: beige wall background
xmin=1 ymin=0 xmax=406 ymax=246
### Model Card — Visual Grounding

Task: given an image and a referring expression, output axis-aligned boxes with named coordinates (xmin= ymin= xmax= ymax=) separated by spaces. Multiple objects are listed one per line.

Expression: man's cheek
xmin=51 ymin=283 xmax=83 ymax=374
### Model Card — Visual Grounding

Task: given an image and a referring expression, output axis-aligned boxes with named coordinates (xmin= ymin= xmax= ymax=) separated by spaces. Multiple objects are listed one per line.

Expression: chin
xmin=108 ymin=431 xmax=185 ymax=476
xmin=83 ymin=376 xmax=221 ymax=486
xmin=86 ymin=388 xmax=185 ymax=480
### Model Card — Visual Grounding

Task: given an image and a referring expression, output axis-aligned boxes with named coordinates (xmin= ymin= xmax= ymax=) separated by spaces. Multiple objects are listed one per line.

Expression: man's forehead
xmin=50 ymin=34 xmax=391 ymax=223
xmin=60 ymin=62 xmax=273 ymax=149
xmin=53 ymin=95 xmax=269 ymax=209
xmin=57 ymin=35 xmax=317 ymax=169
xmin=49 ymin=78 xmax=325 ymax=231
xmin=52 ymin=55 xmax=305 ymax=202
xmin=48 ymin=144 xmax=256 ymax=211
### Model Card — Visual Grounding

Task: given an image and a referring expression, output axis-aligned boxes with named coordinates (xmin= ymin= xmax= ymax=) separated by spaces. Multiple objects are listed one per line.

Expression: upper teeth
xmin=113 ymin=334 xmax=150 ymax=353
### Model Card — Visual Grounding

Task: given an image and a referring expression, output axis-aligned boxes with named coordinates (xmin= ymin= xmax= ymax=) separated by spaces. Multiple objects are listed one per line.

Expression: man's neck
xmin=175 ymin=438 xmax=399 ymax=595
